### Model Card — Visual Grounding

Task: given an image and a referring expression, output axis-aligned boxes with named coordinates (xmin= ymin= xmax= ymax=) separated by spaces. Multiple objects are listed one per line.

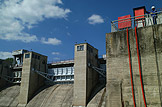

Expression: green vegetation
xmin=5 ymin=58 xmax=13 ymax=64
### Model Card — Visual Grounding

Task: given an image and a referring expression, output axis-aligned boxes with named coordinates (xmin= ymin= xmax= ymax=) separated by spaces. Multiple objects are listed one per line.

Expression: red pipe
xmin=126 ymin=28 xmax=136 ymax=107
xmin=135 ymin=27 xmax=147 ymax=107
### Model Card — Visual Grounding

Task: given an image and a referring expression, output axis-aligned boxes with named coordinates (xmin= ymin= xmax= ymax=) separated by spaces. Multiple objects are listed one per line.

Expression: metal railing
xmin=48 ymin=59 xmax=74 ymax=65
xmin=33 ymin=69 xmax=74 ymax=83
xmin=0 ymin=74 xmax=21 ymax=84
xmin=88 ymin=63 xmax=106 ymax=78
xmin=111 ymin=11 xmax=162 ymax=32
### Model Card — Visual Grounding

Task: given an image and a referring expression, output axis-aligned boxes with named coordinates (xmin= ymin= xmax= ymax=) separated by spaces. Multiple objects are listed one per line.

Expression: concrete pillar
xmin=73 ymin=43 xmax=99 ymax=107
xmin=18 ymin=52 xmax=47 ymax=107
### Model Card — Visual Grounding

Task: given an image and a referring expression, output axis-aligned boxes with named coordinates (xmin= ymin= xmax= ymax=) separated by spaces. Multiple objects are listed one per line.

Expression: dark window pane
xmin=77 ymin=45 xmax=84 ymax=51
xmin=25 ymin=54 xmax=30 ymax=58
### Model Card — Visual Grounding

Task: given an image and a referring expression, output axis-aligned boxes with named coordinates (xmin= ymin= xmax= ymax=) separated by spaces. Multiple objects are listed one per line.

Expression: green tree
xmin=5 ymin=58 xmax=13 ymax=64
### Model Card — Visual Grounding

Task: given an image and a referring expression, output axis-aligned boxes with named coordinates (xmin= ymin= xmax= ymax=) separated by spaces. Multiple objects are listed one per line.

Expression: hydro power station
xmin=0 ymin=6 xmax=162 ymax=107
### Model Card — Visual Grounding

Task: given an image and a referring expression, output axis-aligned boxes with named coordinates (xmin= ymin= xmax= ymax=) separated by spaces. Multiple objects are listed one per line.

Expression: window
xmin=66 ymin=76 xmax=70 ymax=80
xmin=56 ymin=76 xmax=61 ymax=80
xmin=54 ymin=68 xmax=58 ymax=75
xmin=25 ymin=54 xmax=30 ymax=58
xmin=67 ymin=67 xmax=72 ymax=74
xmin=58 ymin=68 xmax=62 ymax=75
xmin=77 ymin=45 xmax=84 ymax=51
xmin=62 ymin=68 xmax=66 ymax=75
xmin=71 ymin=75 xmax=74 ymax=79
xmin=61 ymin=76 xmax=65 ymax=80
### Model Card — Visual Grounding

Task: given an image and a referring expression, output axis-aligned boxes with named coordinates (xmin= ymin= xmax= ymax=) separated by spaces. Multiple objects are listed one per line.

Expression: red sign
xmin=134 ymin=9 xmax=145 ymax=19
xmin=118 ymin=15 xmax=131 ymax=29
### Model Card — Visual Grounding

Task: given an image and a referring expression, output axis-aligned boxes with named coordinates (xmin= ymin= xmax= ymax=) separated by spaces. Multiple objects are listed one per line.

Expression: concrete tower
xmin=73 ymin=43 xmax=99 ymax=107
xmin=18 ymin=51 xmax=47 ymax=107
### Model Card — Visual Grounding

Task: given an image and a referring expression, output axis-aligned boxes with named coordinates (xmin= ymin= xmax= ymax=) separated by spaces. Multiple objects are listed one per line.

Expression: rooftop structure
xmin=12 ymin=49 xmax=29 ymax=69
xmin=111 ymin=6 xmax=162 ymax=32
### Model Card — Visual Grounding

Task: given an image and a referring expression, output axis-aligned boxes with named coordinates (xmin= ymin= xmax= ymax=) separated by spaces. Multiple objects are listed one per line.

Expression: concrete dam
xmin=0 ymin=84 xmax=106 ymax=107
xmin=0 ymin=18 xmax=162 ymax=107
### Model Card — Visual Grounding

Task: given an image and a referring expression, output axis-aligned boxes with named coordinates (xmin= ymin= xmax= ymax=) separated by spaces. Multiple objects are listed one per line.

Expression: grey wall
xmin=106 ymin=24 xmax=162 ymax=107
xmin=73 ymin=43 xmax=99 ymax=107
xmin=0 ymin=60 xmax=12 ymax=88
xmin=18 ymin=52 xmax=47 ymax=106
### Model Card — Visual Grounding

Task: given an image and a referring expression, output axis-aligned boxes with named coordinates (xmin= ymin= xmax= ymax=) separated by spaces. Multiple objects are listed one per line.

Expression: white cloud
xmin=52 ymin=52 xmax=60 ymax=55
xmin=88 ymin=14 xmax=104 ymax=25
xmin=54 ymin=57 xmax=60 ymax=60
xmin=67 ymin=32 xmax=71 ymax=36
xmin=0 ymin=0 xmax=71 ymax=43
xmin=41 ymin=37 xmax=62 ymax=45
xmin=0 ymin=52 xmax=13 ymax=59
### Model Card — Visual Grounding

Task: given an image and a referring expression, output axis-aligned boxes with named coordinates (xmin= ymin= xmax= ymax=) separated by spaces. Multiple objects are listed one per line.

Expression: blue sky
xmin=0 ymin=0 xmax=161 ymax=62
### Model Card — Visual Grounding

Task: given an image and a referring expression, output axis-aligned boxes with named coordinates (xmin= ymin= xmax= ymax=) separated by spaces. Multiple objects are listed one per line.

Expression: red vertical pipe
xmin=126 ymin=28 xmax=136 ymax=107
xmin=135 ymin=27 xmax=147 ymax=107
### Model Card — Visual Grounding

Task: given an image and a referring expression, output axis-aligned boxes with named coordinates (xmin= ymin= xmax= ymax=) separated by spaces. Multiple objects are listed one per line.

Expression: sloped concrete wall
xmin=106 ymin=24 xmax=162 ymax=107
xmin=0 ymin=85 xmax=20 ymax=107
xmin=27 ymin=84 xmax=74 ymax=107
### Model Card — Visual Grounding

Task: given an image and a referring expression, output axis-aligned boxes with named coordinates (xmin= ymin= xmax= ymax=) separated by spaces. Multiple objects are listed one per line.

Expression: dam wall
xmin=106 ymin=24 xmax=162 ymax=107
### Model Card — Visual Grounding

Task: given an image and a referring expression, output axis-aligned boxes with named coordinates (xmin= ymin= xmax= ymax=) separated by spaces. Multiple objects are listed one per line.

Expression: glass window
xmin=61 ymin=76 xmax=65 ymax=80
xmin=54 ymin=68 xmax=58 ymax=75
xmin=56 ymin=76 xmax=60 ymax=80
xmin=77 ymin=45 xmax=84 ymax=51
xmin=71 ymin=75 xmax=74 ymax=79
xmin=71 ymin=67 xmax=74 ymax=74
xmin=48 ymin=69 xmax=54 ymax=75
xmin=25 ymin=54 xmax=30 ymax=58
xmin=62 ymin=68 xmax=66 ymax=75
xmin=66 ymin=76 xmax=70 ymax=80
xmin=67 ymin=67 xmax=72 ymax=74
xmin=58 ymin=68 xmax=62 ymax=75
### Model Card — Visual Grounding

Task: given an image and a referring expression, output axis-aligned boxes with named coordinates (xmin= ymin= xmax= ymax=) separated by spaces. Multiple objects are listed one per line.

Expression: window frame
xmin=77 ymin=45 xmax=84 ymax=51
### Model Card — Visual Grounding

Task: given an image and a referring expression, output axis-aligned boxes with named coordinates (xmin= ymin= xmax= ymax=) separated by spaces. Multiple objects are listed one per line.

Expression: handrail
xmin=112 ymin=11 xmax=162 ymax=23
xmin=111 ymin=11 xmax=162 ymax=32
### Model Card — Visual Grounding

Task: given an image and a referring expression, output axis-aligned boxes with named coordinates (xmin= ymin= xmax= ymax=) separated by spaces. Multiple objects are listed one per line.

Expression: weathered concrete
xmin=27 ymin=84 xmax=73 ymax=107
xmin=0 ymin=60 xmax=12 ymax=88
xmin=0 ymin=84 xmax=106 ymax=107
xmin=0 ymin=85 xmax=20 ymax=107
xmin=87 ymin=87 xmax=106 ymax=107
xmin=27 ymin=84 xmax=105 ymax=107
xmin=18 ymin=52 xmax=47 ymax=106
xmin=73 ymin=43 xmax=99 ymax=106
xmin=106 ymin=24 xmax=162 ymax=107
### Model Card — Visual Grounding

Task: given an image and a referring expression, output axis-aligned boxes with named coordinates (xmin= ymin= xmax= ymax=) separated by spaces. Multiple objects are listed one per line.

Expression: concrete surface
xmin=73 ymin=43 xmax=99 ymax=106
xmin=106 ymin=24 xmax=162 ymax=107
xmin=19 ymin=52 xmax=47 ymax=106
xmin=0 ymin=85 xmax=20 ymax=107
xmin=0 ymin=60 xmax=12 ymax=88
xmin=27 ymin=84 xmax=73 ymax=107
